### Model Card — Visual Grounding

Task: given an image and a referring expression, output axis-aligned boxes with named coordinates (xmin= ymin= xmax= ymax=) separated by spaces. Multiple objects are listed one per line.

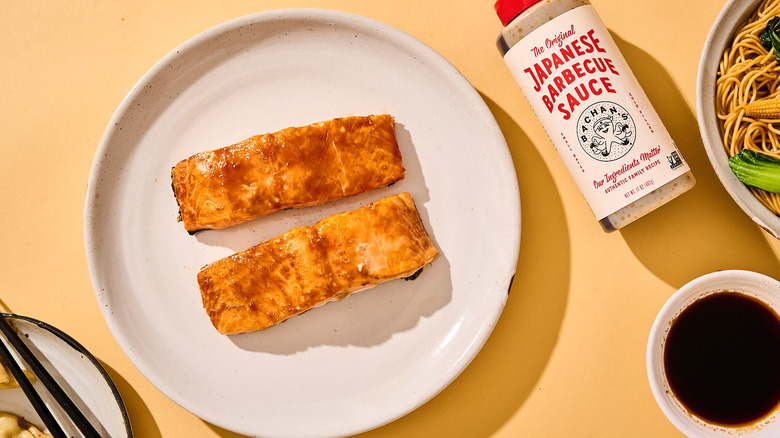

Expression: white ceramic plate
xmin=0 ymin=314 xmax=131 ymax=437
xmin=84 ymin=9 xmax=520 ymax=438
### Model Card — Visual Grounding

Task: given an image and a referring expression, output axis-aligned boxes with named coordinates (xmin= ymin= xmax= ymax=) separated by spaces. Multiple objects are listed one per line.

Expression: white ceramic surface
xmin=0 ymin=314 xmax=132 ymax=437
xmin=647 ymin=270 xmax=780 ymax=437
xmin=83 ymin=9 xmax=520 ymax=438
xmin=696 ymin=0 xmax=780 ymax=238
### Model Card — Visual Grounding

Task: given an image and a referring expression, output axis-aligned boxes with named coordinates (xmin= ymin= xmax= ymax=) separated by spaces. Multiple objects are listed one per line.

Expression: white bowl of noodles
xmin=697 ymin=0 xmax=780 ymax=238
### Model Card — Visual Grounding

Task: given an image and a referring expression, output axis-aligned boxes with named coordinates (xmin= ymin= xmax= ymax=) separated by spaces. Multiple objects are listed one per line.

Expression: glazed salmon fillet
xmin=171 ymin=114 xmax=404 ymax=233
xmin=198 ymin=192 xmax=437 ymax=335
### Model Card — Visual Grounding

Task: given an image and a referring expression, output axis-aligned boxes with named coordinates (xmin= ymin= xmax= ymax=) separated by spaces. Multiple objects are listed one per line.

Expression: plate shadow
xmin=99 ymin=361 xmax=162 ymax=438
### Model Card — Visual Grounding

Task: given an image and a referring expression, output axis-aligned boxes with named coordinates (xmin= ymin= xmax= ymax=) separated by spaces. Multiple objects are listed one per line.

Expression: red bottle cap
xmin=494 ymin=0 xmax=543 ymax=26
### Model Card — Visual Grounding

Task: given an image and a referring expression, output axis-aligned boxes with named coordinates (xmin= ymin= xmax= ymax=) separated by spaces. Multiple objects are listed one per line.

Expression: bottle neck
xmin=497 ymin=0 xmax=591 ymax=55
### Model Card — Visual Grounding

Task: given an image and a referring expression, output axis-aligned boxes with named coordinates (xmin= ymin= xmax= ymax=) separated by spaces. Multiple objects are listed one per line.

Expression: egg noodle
xmin=717 ymin=0 xmax=780 ymax=214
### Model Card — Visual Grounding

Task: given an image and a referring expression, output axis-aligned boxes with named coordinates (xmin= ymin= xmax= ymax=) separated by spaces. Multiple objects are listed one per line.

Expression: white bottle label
xmin=503 ymin=5 xmax=690 ymax=219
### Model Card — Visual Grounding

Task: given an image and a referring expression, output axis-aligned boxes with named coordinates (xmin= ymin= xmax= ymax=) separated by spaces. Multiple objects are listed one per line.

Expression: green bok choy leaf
xmin=729 ymin=150 xmax=780 ymax=193
xmin=761 ymin=16 xmax=780 ymax=62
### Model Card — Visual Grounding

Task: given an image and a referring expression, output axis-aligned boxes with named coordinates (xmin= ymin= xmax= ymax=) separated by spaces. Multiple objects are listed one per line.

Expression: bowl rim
xmin=696 ymin=0 xmax=780 ymax=239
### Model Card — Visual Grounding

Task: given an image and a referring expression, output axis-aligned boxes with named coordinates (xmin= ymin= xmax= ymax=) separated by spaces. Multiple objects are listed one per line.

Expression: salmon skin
xmin=198 ymin=192 xmax=437 ymax=335
xmin=171 ymin=114 xmax=404 ymax=233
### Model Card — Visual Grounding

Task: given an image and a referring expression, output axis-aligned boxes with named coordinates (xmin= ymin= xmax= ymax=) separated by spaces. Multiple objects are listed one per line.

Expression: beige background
xmin=2 ymin=0 xmax=778 ymax=437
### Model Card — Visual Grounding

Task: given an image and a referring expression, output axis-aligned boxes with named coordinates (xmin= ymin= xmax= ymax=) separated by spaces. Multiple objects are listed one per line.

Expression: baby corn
xmin=745 ymin=96 xmax=780 ymax=119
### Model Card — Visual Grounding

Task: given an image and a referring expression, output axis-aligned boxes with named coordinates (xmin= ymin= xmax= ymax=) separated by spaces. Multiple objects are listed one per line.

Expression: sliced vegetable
xmin=729 ymin=149 xmax=780 ymax=193
xmin=761 ymin=16 xmax=780 ymax=62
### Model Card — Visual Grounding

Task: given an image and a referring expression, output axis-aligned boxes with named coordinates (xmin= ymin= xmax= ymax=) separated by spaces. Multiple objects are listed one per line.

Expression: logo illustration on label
xmin=576 ymin=101 xmax=636 ymax=162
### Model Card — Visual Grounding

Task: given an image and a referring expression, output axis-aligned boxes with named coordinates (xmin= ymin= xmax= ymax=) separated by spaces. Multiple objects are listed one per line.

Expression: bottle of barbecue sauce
xmin=495 ymin=0 xmax=695 ymax=231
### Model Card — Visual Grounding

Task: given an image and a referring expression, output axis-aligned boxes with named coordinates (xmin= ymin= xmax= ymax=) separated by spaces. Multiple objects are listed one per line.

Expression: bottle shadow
xmin=611 ymin=33 xmax=780 ymax=286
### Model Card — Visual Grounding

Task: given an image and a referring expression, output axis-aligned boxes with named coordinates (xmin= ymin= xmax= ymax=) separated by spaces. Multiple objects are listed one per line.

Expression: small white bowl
xmin=696 ymin=0 xmax=780 ymax=238
xmin=647 ymin=270 xmax=780 ymax=437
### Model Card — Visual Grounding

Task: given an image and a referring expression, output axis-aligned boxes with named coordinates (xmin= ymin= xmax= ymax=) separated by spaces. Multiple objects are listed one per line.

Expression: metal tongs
xmin=0 ymin=315 xmax=101 ymax=438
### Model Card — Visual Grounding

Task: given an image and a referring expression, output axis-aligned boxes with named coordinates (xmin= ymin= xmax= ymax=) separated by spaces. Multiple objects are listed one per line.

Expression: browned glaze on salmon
xmin=171 ymin=115 xmax=404 ymax=233
xmin=198 ymin=192 xmax=437 ymax=335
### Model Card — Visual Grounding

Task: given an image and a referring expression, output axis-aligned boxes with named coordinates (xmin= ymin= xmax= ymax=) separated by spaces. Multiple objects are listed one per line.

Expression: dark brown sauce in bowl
xmin=663 ymin=292 xmax=780 ymax=427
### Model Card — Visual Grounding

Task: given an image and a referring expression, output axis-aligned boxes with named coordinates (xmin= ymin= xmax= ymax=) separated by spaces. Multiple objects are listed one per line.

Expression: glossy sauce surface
xmin=197 ymin=192 xmax=438 ymax=335
xmin=171 ymin=114 xmax=404 ymax=232
xmin=664 ymin=292 xmax=780 ymax=426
